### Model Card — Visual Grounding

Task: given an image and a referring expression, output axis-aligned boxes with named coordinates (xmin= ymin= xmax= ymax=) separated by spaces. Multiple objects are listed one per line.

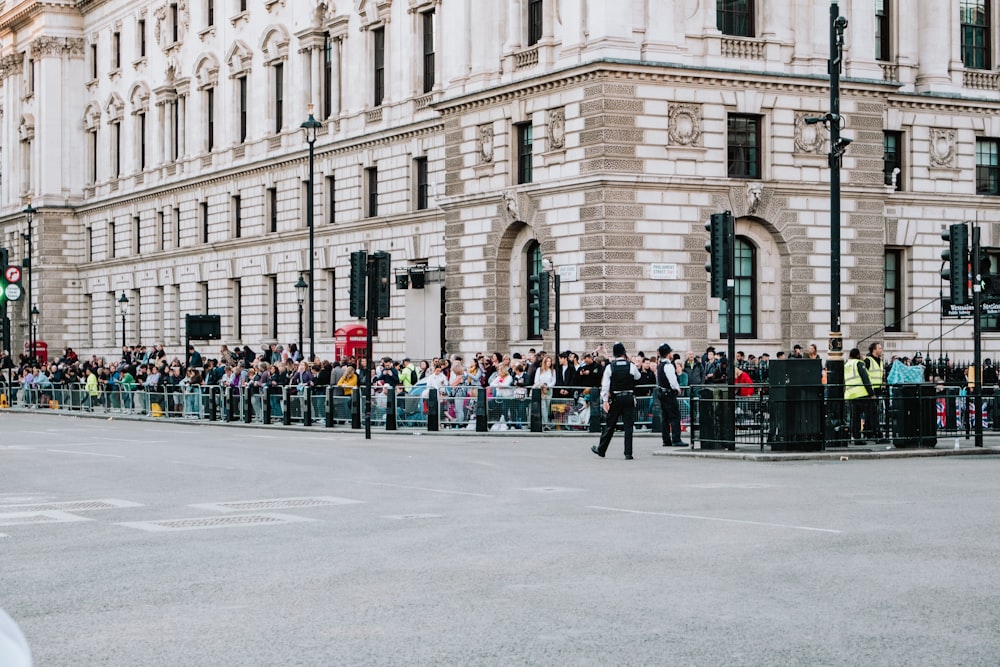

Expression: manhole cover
xmin=119 ymin=513 xmax=316 ymax=532
xmin=0 ymin=499 xmax=142 ymax=513
xmin=190 ymin=496 xmax=364 ymax=513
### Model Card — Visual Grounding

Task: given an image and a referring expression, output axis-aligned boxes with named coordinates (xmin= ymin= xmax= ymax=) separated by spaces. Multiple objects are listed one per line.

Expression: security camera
xmin=804 ymin=117 xmax=821 ymax=125
xmin=836 ymin=137 xmax=853 ymax=148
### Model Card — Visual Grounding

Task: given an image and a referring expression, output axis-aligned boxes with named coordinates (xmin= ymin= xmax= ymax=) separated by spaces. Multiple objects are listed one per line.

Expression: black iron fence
xmin=0 ymin=379 xmax=985 ymax=449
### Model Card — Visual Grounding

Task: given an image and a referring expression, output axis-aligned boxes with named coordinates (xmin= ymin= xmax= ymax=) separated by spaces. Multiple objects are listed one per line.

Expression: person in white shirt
xmin=592 ymin=342 xmax=641 ymax=460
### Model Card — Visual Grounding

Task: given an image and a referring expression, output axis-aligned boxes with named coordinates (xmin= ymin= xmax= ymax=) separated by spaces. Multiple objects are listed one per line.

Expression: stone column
xmin=915 ymin=0 xmax=953 ymax=91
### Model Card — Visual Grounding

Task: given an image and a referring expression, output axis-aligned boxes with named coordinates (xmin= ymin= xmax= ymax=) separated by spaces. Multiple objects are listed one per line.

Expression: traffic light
xmin=942 ymin=223 xmax=969 ymax=306
xmin=349 ymin=250 xmax=367 ymax=318
xmin=373 ymin=251 xmax=391 ymax=318
xmin=705 ymin=212 xmax=728 ymax=299
xmin=529 ymin=271 xmax=550 ymax=331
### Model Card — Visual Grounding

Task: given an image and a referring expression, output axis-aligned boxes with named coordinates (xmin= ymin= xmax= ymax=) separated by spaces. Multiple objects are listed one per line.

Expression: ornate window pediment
xmin=226 ymin=39 xmax=253 ymax=76
xmin=83 ymin=103 xmax=102 ymax=131
xmin=129 ymin=82 xmax=151 ymax=114
xmin=105 ymin=93 xmax=126 ymax=122
xmin=194 ymin=53 xmax=220 ymax=89
xmin=357 ymin=0 xmax=392 ymax=29
xmin=260 ymin=24 xmax=290 ymax=64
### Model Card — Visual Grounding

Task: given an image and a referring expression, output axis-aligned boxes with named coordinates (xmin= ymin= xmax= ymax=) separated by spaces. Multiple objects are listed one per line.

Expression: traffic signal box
xmin=529 ymin=270 xmax=550 ymax=331
xmin=705 ymin=212 xmax=732 ymax=299
xmin=349 ymin=250 xmax=367 ymax=318
xmin=941 ymin=223 xmax=969 ymax=306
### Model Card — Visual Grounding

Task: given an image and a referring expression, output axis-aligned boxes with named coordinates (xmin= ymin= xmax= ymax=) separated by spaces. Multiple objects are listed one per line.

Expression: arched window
xmin=527 ymin=241 xmax=543 ymax=339
xmin=720 ymin=236 xmax=757 ymax=338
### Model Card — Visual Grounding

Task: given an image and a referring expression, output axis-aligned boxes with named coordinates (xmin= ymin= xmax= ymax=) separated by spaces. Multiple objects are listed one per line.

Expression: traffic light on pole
xmin=941 ymin=223 xmax=969 ymax=306
xmin=373 ymin=251 xmax=391 ymax=318
xmin=349 ymin=250 xmax=367 ymax=318
xmin=537 ymin=270 xmax=550 ymax=331
xmin=705 ymin=213 xmax=727 ymax=299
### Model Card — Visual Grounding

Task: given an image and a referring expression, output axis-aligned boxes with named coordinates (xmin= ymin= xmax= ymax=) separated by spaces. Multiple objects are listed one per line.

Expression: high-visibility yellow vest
xmin=844 ymin=359 xmax=867 ymax=401
xmin=865 ymin=356 xmax=884 ymax=389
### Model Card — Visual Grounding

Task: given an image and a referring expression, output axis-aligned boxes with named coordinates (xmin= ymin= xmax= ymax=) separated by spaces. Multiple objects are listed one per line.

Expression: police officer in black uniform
xmin=655 ymin=343 xmax=684 ymax=447
xmin=592 ymin=342 xmax=641 ymax=460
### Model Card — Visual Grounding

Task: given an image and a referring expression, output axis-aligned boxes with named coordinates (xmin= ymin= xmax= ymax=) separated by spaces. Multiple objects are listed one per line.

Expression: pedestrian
xmin=863 ymin=342 xmax=885 ymax=441
xmin=844 ymin=347 xmax=873 ymax=444
xmin=655 ymin=343 xmax=684 ymax=447
xmin=592 ymin=342 xmax=641 ymax=460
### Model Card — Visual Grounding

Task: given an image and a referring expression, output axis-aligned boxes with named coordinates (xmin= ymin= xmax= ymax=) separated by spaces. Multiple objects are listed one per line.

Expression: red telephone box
xmin=334 ymin=326 xmax=367 ymax=362
xmin=24 ymin=340 xmax=48 ymax=365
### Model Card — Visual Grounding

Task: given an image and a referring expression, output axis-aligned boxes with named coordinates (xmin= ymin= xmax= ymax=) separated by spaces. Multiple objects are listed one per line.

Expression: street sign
xmin=4 ymin=283 xmax=22 ymax=302
xmin=942 ymin=297 xmax=1000 ymax=318
xmin=4 ymin=266 xmax=20 ymax=283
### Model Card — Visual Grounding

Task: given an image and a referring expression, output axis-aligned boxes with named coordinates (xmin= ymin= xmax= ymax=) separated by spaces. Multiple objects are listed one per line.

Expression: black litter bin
xmin=697 ymin=387 xmax=732 ymax=450
xmin=891 ymin=383 xmax=937 ymax=448
xmin=767 ymin=359 xmax=824 ymax=452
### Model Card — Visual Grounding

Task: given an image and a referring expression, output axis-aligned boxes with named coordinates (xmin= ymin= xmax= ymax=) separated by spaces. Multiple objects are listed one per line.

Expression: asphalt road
xmin=2 ymin=412 xmax=1000 ymax=666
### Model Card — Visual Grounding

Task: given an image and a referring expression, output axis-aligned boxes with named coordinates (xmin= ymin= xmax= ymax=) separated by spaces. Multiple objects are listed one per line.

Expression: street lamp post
xmin=805 ymin=3 xmax=851 ymax=445
xmin=117 ymin=292 xmax=129 ymax=347
xmin=542 ymin=258 xmax=561 ymax=356
xmin=295 ymin=275 xmax=308 ymax=361
xmin=29 ymin=306 xmax=38 ymax=364
xmin=22 ymin=200 xmax=35 ymax=362
xmin=300 ymin=105 xmax=322 ymax=361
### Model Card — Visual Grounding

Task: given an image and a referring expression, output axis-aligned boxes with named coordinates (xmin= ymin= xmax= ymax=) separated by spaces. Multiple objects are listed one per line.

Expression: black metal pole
xmin=121 ymin=313 xmax=126 ymax=347
xmin=973 ymin=223 xmax=984 ymax=447
xmin=364 ymin=255 xmax=377 ymax=441
xmin=297 ymin=300 xmax=304 ymax=362
xmin=554 ymin=273 xmax=561 ymax=358
xmin=725 ymin=211 xmax=736 ymax=451
xmin=24 ymin=204 xmax=33 ymax=363
xmin=307 ymin=139 xmax=316 ymax=362
xmin=825 ymin=3 xmax=847 ymax=445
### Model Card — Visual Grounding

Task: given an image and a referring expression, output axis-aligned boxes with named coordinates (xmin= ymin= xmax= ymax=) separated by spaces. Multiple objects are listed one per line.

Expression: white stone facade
xmin=1 ymin=0 xmax=999 ymax=362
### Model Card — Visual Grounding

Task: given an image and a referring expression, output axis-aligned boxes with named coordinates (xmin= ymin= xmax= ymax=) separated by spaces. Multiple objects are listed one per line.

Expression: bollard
xmin=351 ymin=390 xmax=361 ymax=429
xmin=282 ymin=387 xmax=292 ymax=426
xmin=325 ymin=386 xmax=335 ymax=428
xmin=386 ymin=388 xmax=397 ymax=430
xmin=228 ymin=387 xmax=239 ymax=423
xmin=303 ymin=387 xmax=312 ymax=427
xmin=262 ymin=386 xmax=272 ymax=424
xmin=427 ymin=388 xmax=439 ymax=431
xmin=589 ymin=390 xmax=602 ymax=433
xmin=243 ymin=384 xmax=254 ymax=424
xmin=530 ymin=388 xmax=543 ymax=433
xmin=476 ymin=388 xmax=488 ymax=432
xmin=207 ymin=386 xmax=218 ymax=421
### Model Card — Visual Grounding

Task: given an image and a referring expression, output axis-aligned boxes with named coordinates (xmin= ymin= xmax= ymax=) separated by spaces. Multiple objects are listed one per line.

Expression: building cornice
xmin=0 ymin=0 xmax=79 ymax=32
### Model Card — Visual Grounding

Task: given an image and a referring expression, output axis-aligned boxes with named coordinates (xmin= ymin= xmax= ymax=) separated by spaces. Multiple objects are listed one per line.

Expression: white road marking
xmin=0 ymin=511 xmax=94 ymax=527
xmin=335 ymin=479 xmax=493 ymax=498
xmin=0 ymin=533 xmax=8 ymax=538
xmin=587 ymin=506 xmax=842 ymax=534
xmin=167 ymin=460 xmax=238 ymax=470
xmin=118 ymin=513 xmax=316 ymax=532
xmin=189 ymin=496 xmax=364 ymax=512
xmin=0 ymin=499 xmax=143 ymax=513
xmin=46 ymin=449 xmax=125 ymax=459
xmin=383 ymin=513 xmax=444 ymax=520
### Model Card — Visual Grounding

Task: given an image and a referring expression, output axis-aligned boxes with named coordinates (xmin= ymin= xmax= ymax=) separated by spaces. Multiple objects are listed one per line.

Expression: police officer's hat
xmin=612 ymin=342 xmax=627 ymax=357
xmin=658 ymin=343 xmax=672 ymax=357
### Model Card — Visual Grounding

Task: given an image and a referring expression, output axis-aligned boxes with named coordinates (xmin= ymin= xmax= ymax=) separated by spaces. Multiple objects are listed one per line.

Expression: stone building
xmin=0 ymin=0 xmax=998 ymax=363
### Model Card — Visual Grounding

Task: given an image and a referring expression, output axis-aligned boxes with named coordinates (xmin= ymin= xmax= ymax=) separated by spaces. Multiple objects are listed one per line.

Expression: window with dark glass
xmin=323 ymin=32 xmax=333 ymax=118
xmin=373 ymin=27 xmax=385 ymax=107
xmin=961 ymin=0 xmax=991 ymax=70
xmin=977 ymin=138 xmax=1000 ymax=195
xmin=727 ymin=114 xmax=761 ymax=179
xmin=268 ymin=187 xmax=278 ymax=232
xmin=206 ymin=88 xmax=215 ymax=151
xmin=719 ymin=237 xmax=756 ymax=338
xmin=269 ymin=275 xmax=278 ymax=338
xmin=138 ymin=111 xmax=147 ymax=169
xmin=90 ymin=43 xmax=98 ymax=79
xmin=201 ymin=202 xmax=209 ymax=243
xmin=89 ymin=129 xmax=98 ymax=183
xmin=113 ymin=122 xmax=121 ymax=177
xmin=239 ymin=0 xmax=247 ymax=12
xmin=112 ymin=32 xmax=121 ymax=70
xmin=132 ymin=216 xmax=140 ymax=255
xmin=883 ymin=130 xmax=903 ymax=190
xmin=232 ymin=195 xmax=241 ymax=239
xmin=171 ymin=100 xmax=180 ymax=161
xmin=875 ymin=0 xmax=891 ymax=61
xmin=170 ymin=3 xmax=179 ymax=43
xmin=207 ymin=0 xmax=215 ymax=27
xmin=528 ymin=0 xmax=543 ymax=45
xmin=366 ymin=167 xmax=379 ymax=217
xmin=527 ymin=241 xmax=543 ymax=339
xmin=415 ymin=157 xmax=429 ymax=210
xmin=516 ymin=122 xmax=533 ymax=184
xmin=717 ymin=0 xmax=755 ymax=37
xmin=138 ymin=19 xmax=146 ymax=58
xmin=238 ymin=75 xmax=248 ymax=143
xmin=233 ymin=278 xmax=242 ymax=339
xmin=884 ymin=249 xmax=902 ymax=333
xmin=109 ymin=221 xmax=116 ymax=258
xmin=980 ymin=252 xmax=1000 ymax=331
xmin=326 ymin=175 xmax=336 ymax=224
xmin=422 ymin=11 xmax=435 ymax=93
xmin=274 ymin=63 xmax=283 ymax=133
